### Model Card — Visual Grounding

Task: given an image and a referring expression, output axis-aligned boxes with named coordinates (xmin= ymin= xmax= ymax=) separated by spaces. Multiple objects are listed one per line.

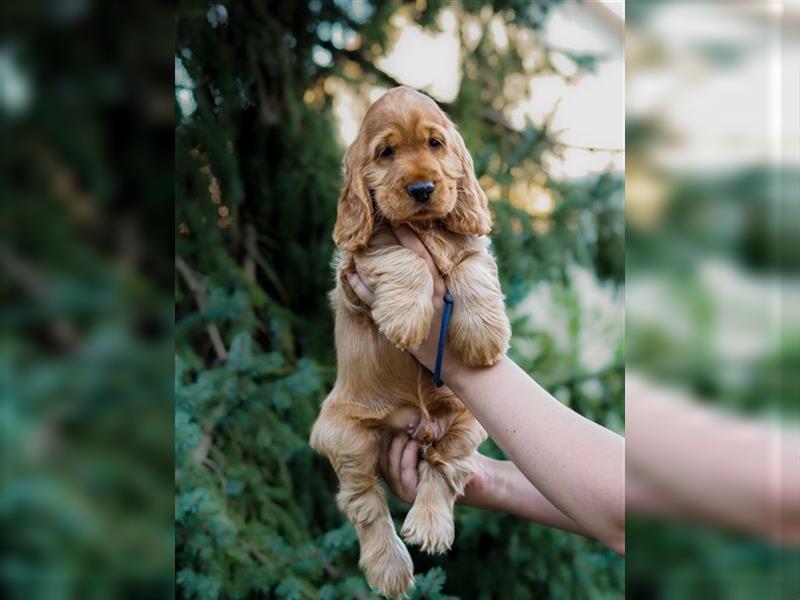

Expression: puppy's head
xmin=333 ymin=87 xmax=491 ymax=251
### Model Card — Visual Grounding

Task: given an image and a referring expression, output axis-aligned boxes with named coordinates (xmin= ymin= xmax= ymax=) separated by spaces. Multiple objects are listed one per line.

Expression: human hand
xmin=379 ymin=432 xmax=421 ymax=505
xmin=346 ymin=224 xmax=458 ymax=375
xmin=379 ymin=430 xmax=493 ymax=506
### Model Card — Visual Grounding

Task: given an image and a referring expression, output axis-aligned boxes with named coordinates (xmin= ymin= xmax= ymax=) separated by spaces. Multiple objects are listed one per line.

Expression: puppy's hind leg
xmin=401 ymin=411 xmax=486 ymax=554
xmin=311 ymin=414 xmax=414 ymax=598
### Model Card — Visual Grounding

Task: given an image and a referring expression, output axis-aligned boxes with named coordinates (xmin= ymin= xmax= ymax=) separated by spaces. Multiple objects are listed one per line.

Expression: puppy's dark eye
xmin=429 ymin=138 xmax=442 ymax=149
xmin=379 ymin=147 xmax=394 ymax=159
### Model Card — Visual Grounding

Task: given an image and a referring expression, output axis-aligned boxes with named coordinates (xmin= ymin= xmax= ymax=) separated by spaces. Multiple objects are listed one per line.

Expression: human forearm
xmin=626 ymin=374 xmax=800 ymax=543
xmin=460 ymin=455 xmax=589 ymax=537
xmin=445 ymin=356 xmax=625 ymax=553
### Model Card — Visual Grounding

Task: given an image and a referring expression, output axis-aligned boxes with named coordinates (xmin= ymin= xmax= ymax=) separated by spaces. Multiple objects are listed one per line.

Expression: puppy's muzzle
xmin=406 ymin=181 xmax=435 ymax=203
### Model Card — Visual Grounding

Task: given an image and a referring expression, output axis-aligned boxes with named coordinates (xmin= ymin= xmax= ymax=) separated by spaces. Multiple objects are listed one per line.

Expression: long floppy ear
xmin=332 ymin=139 xmax=374 ymax=251
xmin=443 ymin=127 xmax=492 ymax=236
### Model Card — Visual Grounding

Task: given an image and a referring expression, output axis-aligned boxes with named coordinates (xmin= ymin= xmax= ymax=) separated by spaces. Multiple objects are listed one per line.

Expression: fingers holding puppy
xmin=380 ymin=432 xmax=421 ymax=505
xmin=345 ymin=268 xmax=376 ymax=307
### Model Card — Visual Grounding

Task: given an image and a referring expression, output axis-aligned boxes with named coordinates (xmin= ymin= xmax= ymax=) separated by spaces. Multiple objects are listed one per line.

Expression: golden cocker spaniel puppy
xmin=310 ymin=87 xmax=511 ymax=598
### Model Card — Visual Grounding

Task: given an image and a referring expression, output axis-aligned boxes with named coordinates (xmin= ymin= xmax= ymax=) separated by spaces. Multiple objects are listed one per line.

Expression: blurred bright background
xmin=625 ymin=2 xmax=800 ymax=598
xmin=175 ymin=1 xmax=623 ymax=598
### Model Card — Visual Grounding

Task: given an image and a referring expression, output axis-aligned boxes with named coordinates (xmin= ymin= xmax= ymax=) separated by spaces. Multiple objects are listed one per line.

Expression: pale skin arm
xmin=626 ymin=373 xmax=800 ymax=544
xmin=347 ymin=225 xmax=625 ymax=555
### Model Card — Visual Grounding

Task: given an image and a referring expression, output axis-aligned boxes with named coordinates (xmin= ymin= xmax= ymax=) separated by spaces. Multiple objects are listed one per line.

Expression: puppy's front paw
xmin=361 ymin=534 xmax=415 ymax=599
xmin=451 ymin=313 xmax=510 ymax=367
xmin=401 ymin=501 xmax=454 ymax=555
xmin=373 ymin=301 xmax=432 ymax=351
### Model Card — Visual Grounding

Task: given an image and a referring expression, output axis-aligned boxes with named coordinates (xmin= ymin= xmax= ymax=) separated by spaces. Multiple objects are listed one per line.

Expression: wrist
xmin=441 ymin=353 xmax=508 ymax=399
xmin=460 ymin=454 xmax=505 ymax=509
xmin=410 ymin=340 xmax=463 ymax=382
xmin=439 ymin=348 xmax=467 ymax=386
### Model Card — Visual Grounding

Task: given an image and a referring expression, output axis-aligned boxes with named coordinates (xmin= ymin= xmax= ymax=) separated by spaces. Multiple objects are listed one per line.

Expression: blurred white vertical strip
xmin=626 ymin=0 xmax=800 ymax=593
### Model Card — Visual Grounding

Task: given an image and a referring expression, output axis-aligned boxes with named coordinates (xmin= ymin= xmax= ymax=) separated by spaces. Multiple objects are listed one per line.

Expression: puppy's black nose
xmin=406 ymin=181 xmax=435 ymax=203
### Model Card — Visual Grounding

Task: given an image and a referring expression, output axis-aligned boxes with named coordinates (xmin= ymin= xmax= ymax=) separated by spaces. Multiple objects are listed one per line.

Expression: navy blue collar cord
xmin=433 ymin=290 xmax=454 ymax=387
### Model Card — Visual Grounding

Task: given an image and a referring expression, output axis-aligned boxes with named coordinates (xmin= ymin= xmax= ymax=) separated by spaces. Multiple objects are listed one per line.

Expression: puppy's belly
xmin=382 ymin=405 xmax=456 ymax=446
xmin=383 ymin=406 xmax=422 ymax=432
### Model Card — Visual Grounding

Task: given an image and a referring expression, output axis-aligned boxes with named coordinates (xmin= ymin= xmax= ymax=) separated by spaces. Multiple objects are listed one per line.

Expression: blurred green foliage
xmin=1 ymin=1 xmax=173 ymax=597
xmin=175 ymin=1 xmax=623 ymax=598
xmin=624 ymin=163 xmax=800 ymax=599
